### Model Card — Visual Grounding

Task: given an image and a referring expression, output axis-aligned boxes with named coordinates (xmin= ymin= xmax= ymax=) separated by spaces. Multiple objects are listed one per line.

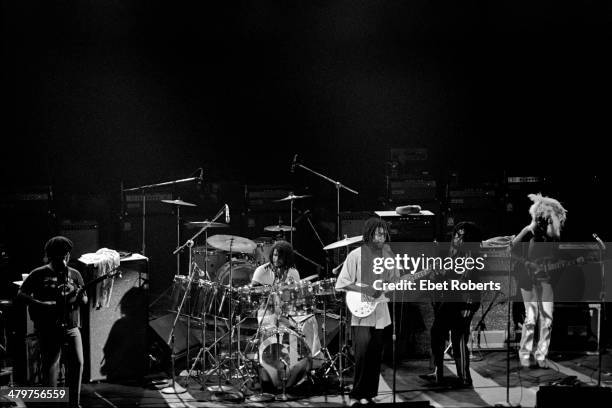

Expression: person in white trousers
xmin=512 ymin=193 xmax=567 ymax=369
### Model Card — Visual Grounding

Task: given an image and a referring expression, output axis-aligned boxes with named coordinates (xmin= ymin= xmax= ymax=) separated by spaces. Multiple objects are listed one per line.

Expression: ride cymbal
xmin=206 ymin=234 xmax=257 ymax=253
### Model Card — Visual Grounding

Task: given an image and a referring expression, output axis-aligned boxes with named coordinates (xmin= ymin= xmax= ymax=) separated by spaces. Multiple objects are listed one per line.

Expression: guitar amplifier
xmin=76 ymin=254 xmax=149 ymax=383
xmin=376 ymin=210 xmax=436 ymax=242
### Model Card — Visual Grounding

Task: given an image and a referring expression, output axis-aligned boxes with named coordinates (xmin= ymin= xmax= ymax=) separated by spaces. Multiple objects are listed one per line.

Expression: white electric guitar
xmin=346 ymin=269 xmax=432 ymax=318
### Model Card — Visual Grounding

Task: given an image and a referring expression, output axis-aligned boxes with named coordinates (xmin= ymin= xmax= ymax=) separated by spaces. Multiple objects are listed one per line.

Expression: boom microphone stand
xmin=292 ymin=155 xmax=358 ymax=248
xmin=160 ymin=241 xmax=194 ymax=395
xmin=123 ymin=171 xmax=202 ymax=256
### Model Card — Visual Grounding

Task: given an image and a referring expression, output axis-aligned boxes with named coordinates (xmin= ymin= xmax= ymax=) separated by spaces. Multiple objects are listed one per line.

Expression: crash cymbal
xmin=160 ymin=199 xmax=196 ymax=207
xmin=264 ymin=224 xmax=296 ymax=232
xmin=323 ymin=235 xmax=363 ymax=250
xmin=185 ymin=221 xmax=228 ymax=228
xmin=274 ymin=193 xmax=312 ymax=202
xmin=206 ymin=234 xmax=257 ymax=253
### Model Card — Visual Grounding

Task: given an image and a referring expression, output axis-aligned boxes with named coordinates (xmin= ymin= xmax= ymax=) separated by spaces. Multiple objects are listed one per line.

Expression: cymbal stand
xmin=210 ymin=237 xmax=244 ymax=400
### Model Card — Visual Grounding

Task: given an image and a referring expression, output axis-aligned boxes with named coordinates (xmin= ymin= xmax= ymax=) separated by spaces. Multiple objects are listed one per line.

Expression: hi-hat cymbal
xmin=323 ymin=235 xmax=363 ymax=250
xmin=185 ymin=221 xmax=228 ymax=228
xmin=274 ymin=193 xmax=312 ymax=202
xmin=161 ymin=199 xmax=196 ymax=207
xmin=264 ymin=225 xmax=296 ymax=232
xmin=206 ymin=234 xmax=257 ymax=253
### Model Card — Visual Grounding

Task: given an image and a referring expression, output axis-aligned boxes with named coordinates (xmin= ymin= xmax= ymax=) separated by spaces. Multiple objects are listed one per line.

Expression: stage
xmin=45 ymin=351 xmax=609 ymax=408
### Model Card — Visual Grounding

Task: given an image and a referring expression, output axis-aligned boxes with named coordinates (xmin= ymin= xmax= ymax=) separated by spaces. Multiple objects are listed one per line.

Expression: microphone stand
xmin=124 ymin=174 xmax=201 ymax=256
xmin=495 ymin=246 xmax=520 ymax=407
xmin=161 ymin=242 xmax=193 ymax=395
xmin=163 ymin=206 xmax=225 ymax=395
xmin=593 ymin=235 xmax=606 ymax=387
xmin=293 ymin=160 xmax=358 ymax=259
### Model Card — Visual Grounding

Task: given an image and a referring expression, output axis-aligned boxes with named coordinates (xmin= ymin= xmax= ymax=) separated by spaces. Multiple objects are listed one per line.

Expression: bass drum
xmin=215 ymin=260 xmax=257 ymax=287
xmin=257 ymin=326 xmax=312 ymax=389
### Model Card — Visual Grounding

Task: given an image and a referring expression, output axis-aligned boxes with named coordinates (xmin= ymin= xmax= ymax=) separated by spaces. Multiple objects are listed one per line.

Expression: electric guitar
xmin=56 ymin=268 xmax=122 ymax=328
xmin=517 ymin=254 xmax=598 ymax=284
xmin=346 ymin=269 xmax=432 ymax=318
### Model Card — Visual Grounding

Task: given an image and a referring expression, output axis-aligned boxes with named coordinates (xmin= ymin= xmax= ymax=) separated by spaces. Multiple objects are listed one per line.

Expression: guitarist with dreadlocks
xmin=511 ymin=193 xmax=567 ymax=369
xmin=335 ymin=218 xmax=399 ymax=406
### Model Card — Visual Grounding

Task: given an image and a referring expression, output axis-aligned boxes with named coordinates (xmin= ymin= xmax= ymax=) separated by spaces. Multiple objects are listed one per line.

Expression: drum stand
xmin=318 ymin=299 xmax=340 ymax=382
xmin=209 ymin=239 xmax=244 ymax=401
xmin=328 ymin=303 xmax=353 ymax=394
xmin=247 ymin=289 xmax=275 ymax=402
xmin=274 ymin=292 xmax=294 ymax=401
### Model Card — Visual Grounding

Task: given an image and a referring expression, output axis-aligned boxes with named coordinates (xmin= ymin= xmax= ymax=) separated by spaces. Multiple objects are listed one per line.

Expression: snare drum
xmin=257 ymin=326 xmax=312 ymax=389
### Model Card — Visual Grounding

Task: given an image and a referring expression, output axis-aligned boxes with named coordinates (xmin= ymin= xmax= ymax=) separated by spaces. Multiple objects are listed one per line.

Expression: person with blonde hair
xmin=512 ymin=193 xmax=567 ymax=369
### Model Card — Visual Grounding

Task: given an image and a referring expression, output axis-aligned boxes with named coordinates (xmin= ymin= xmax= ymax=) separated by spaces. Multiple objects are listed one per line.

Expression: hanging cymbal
xmin=274 ymin=193 xmax=312 ymax=202
xmin=323 ymin=235 xmax=363 ymax=250
xmin=161 ymin=199 xmax=197 ymax=207
xmin=185 ymin=221 xmax=228 ymax=228
xmin=264 ymin=225 xmax=296 ymax=232
xmin=206 ymin=234 xmax=257 ymax=253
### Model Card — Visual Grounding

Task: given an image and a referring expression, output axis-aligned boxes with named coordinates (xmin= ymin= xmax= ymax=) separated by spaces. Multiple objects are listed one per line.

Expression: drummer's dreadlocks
xmin=362 ymin=217 xmax=390 ymax=243
xmin=268 ymin=240 xmax=295 ymax=268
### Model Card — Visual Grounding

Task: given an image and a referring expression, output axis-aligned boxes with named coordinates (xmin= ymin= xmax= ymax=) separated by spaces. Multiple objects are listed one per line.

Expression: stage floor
xmin=13 ymin=351 xmax=611 ymax=408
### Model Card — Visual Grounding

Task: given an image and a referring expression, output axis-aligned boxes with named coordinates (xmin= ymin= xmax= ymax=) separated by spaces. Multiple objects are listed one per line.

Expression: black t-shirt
xmin=20 ymin=264 xmax=85 ymax=330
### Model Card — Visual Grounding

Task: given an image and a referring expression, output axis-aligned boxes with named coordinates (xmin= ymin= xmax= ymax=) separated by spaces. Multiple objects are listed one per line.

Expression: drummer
xmin=250 ymin=240 xmax=320 ymax=356
xmin=251 ymin=240 xmax=299 ymax=326
xmin=252 ymin=240 xmax=300 ymax=287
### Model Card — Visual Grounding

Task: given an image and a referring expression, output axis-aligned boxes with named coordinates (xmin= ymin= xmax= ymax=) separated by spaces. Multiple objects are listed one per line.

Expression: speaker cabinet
xmin=77 ymin=257 xmax=148 ymax=383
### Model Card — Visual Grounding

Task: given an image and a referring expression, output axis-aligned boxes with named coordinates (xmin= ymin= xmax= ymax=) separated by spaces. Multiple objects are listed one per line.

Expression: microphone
xmin=593 ymin=233 xmax=606 ymax=250
xmin=291 ymin=154 xmax=298 ymax=173
xmin=225 ymin=204 xmax=230 ymax=224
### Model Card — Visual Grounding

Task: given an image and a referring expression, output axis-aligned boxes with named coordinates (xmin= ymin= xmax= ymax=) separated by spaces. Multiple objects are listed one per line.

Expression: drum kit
xmin=157 ymin=194 xmax=359 ymax=401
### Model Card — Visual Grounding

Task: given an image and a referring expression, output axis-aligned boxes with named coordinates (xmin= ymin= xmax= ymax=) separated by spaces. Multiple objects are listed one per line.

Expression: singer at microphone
xmin=225 ymin=204 xmax=230 ymax=224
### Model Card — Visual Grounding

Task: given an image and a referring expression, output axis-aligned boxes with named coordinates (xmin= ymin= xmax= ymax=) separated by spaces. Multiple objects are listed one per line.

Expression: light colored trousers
xmin=519 ymin=283 xmax=554 ymax=362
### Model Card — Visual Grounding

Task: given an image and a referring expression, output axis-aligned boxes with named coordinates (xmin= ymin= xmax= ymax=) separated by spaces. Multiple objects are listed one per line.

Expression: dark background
xmin=1 ymin=0 xmax=611 ymax=296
